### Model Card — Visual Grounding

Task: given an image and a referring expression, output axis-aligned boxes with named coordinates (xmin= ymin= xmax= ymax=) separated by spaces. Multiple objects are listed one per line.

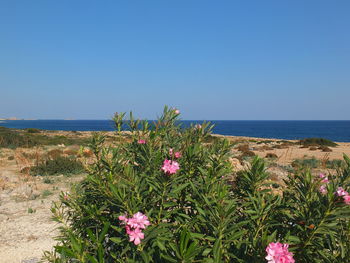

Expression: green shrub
xmin=318 ymin=145 xmax=332 ymax=152
xmin=237 ymin=143 xmax=250 ymax=152
xmin=30 ymin=156 xmax=84 ymax=176
xmin=256 ymin=140 xmax=274 ymax=144
xmin=326 ymin=159 xmax=345 ymax=169
xmin=292 ymin=158 xmax=345 ymax=170
xmin=43 ymin=177 xmax=54 ymax=184
xmin=237 ymin=143 xmax=256 ymax=159
xmin=266 ymin=153 xmax=278 ymax=159
xmin=48 ymin=149 xmax=63 ymax=159
xmin=0 ymin=126 xmax=90 ymax=148
xmin=44 ymin=107 xmax=350 ymax=263
xmin=292 ymin=158 xmax=320 ymax=169
xmin=0 ymin=126 xmax=37 ymax=148
xmin=42 ymin=189 xmax=53 ymax=198
xmin=299 ymin=137 xmax=338 ymax=147
xmin=26 ymin=128 xmax=41 ymax=133
xmin=28 ymin=207 xmax=36 ymax=213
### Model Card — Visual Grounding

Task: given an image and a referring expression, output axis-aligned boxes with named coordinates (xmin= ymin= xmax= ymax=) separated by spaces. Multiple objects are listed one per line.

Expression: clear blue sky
xmin=1 ymin=0 xmax=349 ymax=120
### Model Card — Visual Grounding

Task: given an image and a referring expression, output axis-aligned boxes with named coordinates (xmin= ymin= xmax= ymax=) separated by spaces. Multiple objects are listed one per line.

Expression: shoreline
xmin=1 ymin=120 xmax=350 ymax=143
xmin=1 ymin=125 xmax=350 ymax=143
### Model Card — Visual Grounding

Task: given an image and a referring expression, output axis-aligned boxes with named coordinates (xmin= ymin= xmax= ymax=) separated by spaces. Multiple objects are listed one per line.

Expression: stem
xmin=301 ymin=202 xmax=332 ymax=248
xmin=157 ymin=182 xmax=168 ymax=224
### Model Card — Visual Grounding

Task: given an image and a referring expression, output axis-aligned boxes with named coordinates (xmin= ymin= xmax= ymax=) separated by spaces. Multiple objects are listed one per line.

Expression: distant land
xmin=0 ymin=117 xmax=21 ymax=120
xmin=0 ymin=117 xmax=37 ymax=120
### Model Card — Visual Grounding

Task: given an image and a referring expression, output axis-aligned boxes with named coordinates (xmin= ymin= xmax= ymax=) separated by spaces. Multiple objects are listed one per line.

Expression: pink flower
xmin=174 ymin=152 xmax=182 ymax=159
xmin=125 ymin=224 xmax=132 ymax=235
xmin=118 ymin=215 xmax=128 ymax=222
xmin=195 ymin=124 xmax=202 ymax=129
xmin=343 ymin=194 xmax=350 ymax=205
xmin=63 ymin=191 xmax=70 ymax=200
xmin=319 ymin=185 xmax=327 ymax=195
xmin=319 ymin=173 xmax=326 ymax=179
xmin=174 ymin=109 xmax=180 ymax=114
xmin=335 ymin=187 xmax=350 ymax=205
xmin=321 ymin=178 xmax=329 ymax=183
xmin=161 ymin=159 xmax=180 ymax=175
xmin=318 ymin=173 xmax=329 ymax=194
xmin=265 ymin=242 xmax=295 ymax=263
xmin=319 ymin=173 xmax=329 ymax=183
xmin=128 ymin=212 xmax=150 ymax=229
xmin=169 ymin=148 xmax=181 ymax=159
xmin=128 ymin=228 xmax=144 ymax=245
xmin=336 ymin=187 xmax=347 ymax=197
xmin=137 ymin=139 xmax=146 ymax=144
xmin=119 ymin=212 xmax=150 ymax=245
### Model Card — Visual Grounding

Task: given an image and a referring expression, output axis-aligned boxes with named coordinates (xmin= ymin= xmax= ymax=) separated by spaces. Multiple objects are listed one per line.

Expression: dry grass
xmin=47 ymin=149 xmax=63 ymax=159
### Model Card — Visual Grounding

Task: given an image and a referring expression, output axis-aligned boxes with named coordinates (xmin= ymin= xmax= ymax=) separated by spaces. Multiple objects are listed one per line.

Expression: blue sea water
xmin=0 ymin=120 xmax=349 ymax=142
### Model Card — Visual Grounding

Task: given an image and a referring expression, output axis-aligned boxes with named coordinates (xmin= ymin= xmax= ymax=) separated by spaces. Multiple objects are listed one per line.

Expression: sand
xmin=0 ymin=147 xmax=82 ymax=263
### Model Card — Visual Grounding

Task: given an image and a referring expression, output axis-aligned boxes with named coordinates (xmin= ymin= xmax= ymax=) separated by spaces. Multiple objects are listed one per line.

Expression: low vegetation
xmin=25 ymin=128 xmax=41 ymax=133
xmin=27 ymin=207 xmax=36 ymax=214
xmin=292 ymin=158 xmax=345 ymax=169
xmin=265 ymin=152 xmax=278 ymax=159
xmin=299 ymin=137 xmax=338 ymax=147
xmin=0 ymin=126 xmax=37 ymax=148
xmin=30 ymin=156 xmax=84 ymax=176
xmin=42 ymin=189 xmax=53 ymax=198
xmin=0 ymin=126 xmax=90 ymax=148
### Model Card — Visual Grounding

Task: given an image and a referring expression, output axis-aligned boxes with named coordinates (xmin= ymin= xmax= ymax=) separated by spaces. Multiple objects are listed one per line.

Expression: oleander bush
xmin=44 ymin=107 xmax=350 ymax=263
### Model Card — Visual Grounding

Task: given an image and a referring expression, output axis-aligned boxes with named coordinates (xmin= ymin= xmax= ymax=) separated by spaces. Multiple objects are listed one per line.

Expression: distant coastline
xmin=0 ymin=118 xmax=37 ymax=121
xmin=1 ymin=120 xmax=350 ymax=142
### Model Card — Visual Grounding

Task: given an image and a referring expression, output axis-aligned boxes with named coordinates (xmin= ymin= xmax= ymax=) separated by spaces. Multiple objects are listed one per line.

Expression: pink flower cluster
xmin=161 ymin=159 xmax=180 ymax=175
xmin=195 ymin=124 xmax=202 ymax=129
xmin=318 ymin=174 xmax=350 ymax=204
xmin=174 ymin=109 xmax=180 ymax=114
xmin=317 ymin=174 xmax=350 ymax=204
xmin=265 ymin=242 xmax=295 ymax=263
xmin=319 ymin=173 xmax=329 ymax=183
xmin=119 ymin=212 xmax=150 ymax=245
xmin=336 ymin=187 xmax=350 ymax=205
xmin=137 ymin=139 xmax=146 ymax=144
xmin=169 ymin=148 xmax=182 ymax=159
xmin=63 ymin=191 xmax=69 ymax=201
xmin=319 ymin=173 xmax=329 ymax=194
xmin=319 ymin=185 xmax=327 ymax=195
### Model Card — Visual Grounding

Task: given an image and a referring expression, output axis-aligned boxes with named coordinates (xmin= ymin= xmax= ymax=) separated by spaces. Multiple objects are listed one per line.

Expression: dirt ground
xmin=0 ymin=132 xmax=349 ymax=262
xmin=0 ymin=147 xmax=83 ymax=263
xmin=215 ymin=134 xmax=350 ymax=164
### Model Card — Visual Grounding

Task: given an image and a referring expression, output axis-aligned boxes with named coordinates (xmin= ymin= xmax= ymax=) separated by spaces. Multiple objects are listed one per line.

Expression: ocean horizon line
xmin=1 ymin=119 xmax=350 ymax=142
xmin=2 ymin=119 xmax=350 ymax=122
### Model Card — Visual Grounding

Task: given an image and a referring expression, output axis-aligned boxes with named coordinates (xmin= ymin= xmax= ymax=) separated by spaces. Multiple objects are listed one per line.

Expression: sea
xmin=0 ymin=120 xmax=349 ymax=142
